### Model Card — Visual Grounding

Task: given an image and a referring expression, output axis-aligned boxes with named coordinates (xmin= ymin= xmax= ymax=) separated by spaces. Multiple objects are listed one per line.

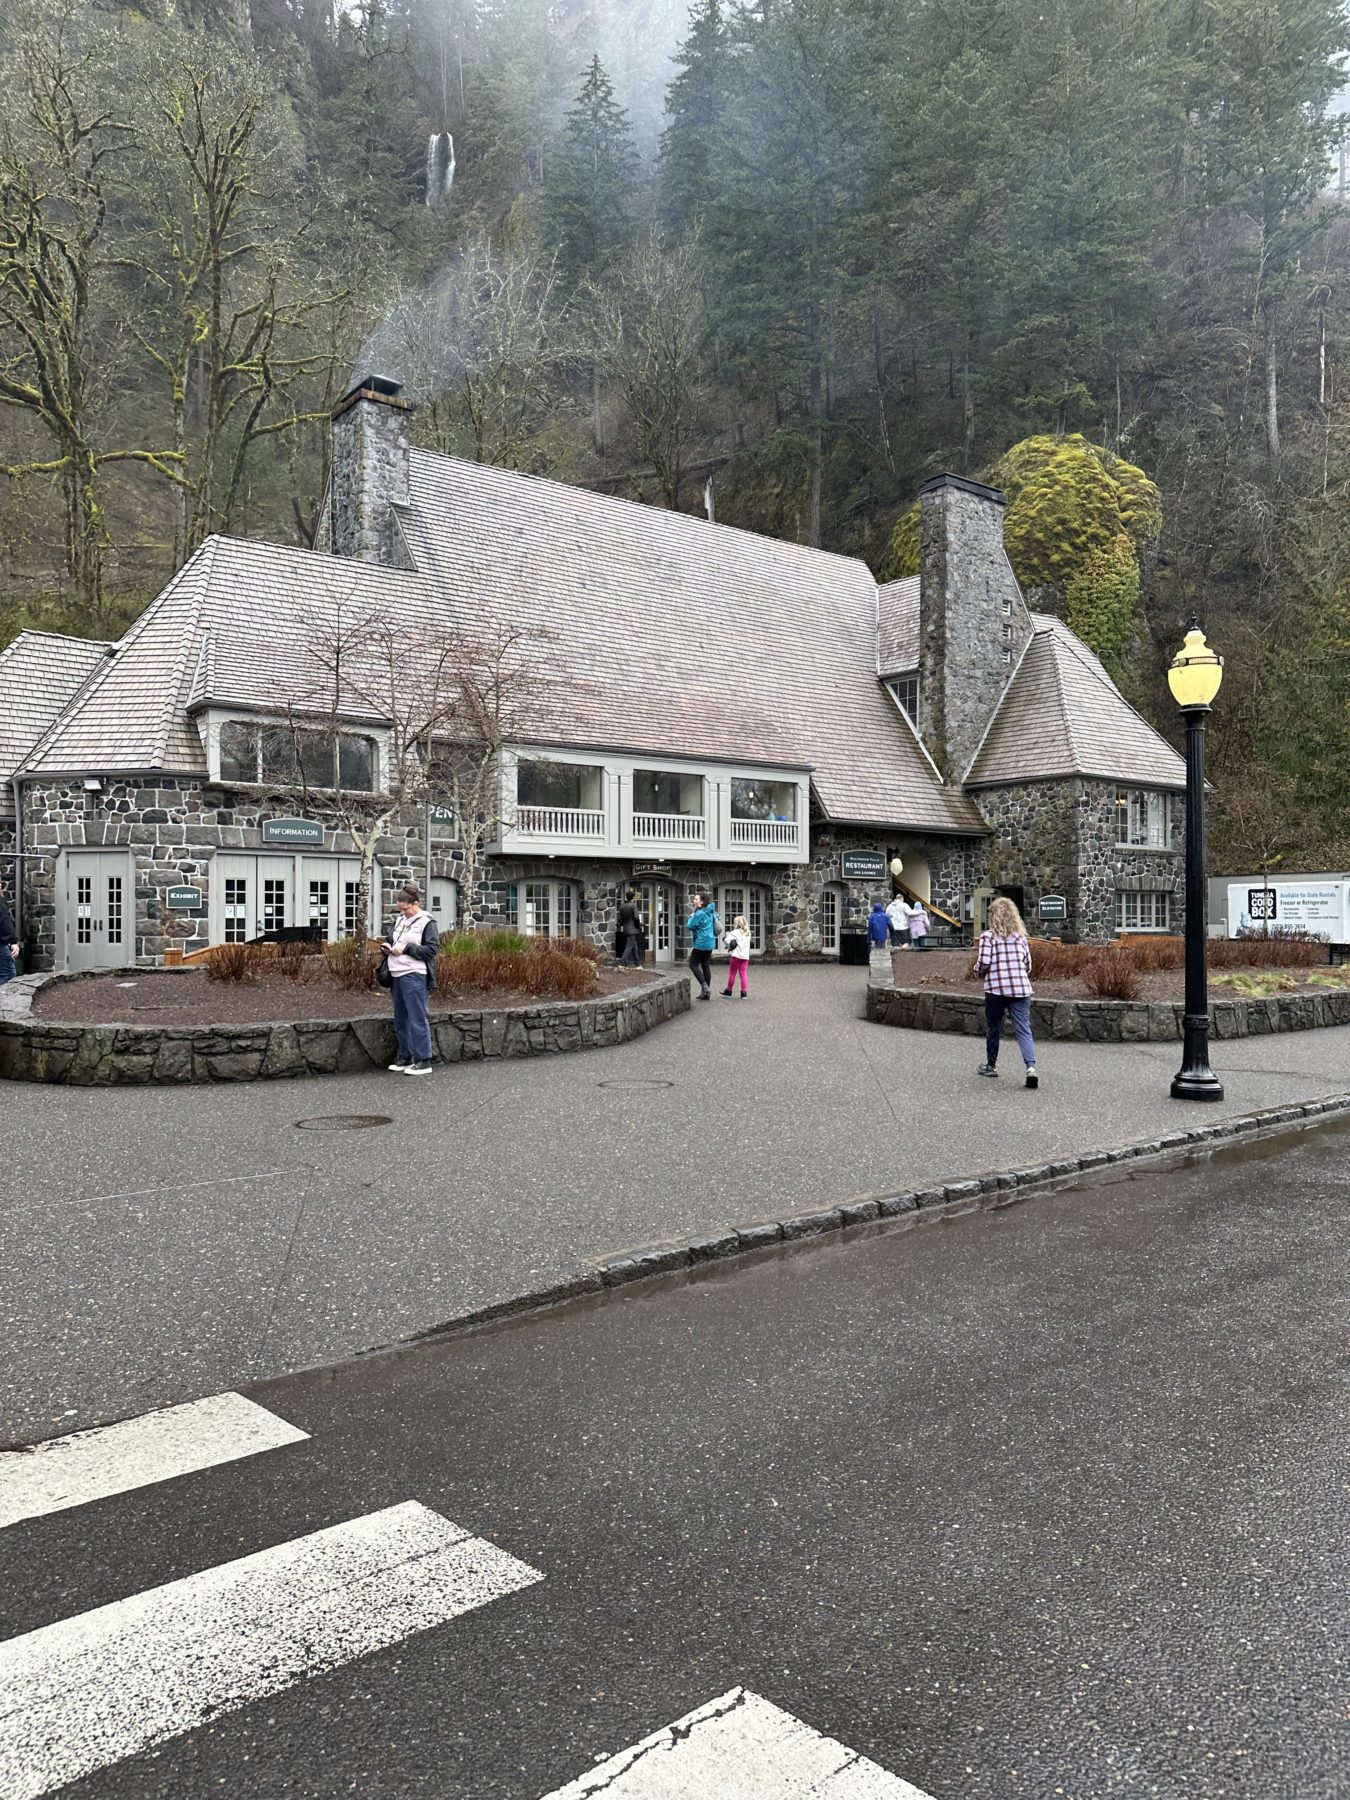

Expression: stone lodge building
xmin=0 ymin=378 xmax=1186 ymax=972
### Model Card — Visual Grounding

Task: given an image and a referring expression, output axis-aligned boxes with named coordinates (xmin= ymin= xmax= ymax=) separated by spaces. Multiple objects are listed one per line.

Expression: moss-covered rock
xmin=878 ymin=434 xmax=1162 ymax=602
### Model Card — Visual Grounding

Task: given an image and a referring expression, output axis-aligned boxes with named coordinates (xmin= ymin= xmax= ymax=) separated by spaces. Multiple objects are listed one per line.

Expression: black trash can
xmin=839 ymin=930 xmax=869 ymax=966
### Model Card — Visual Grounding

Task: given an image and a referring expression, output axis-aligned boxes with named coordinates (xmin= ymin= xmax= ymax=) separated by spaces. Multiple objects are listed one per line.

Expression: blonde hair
xmin=987 ymin=896 xmax=1028 ymax=938
xmin=732 ymin=914 xmax=749 ymax=933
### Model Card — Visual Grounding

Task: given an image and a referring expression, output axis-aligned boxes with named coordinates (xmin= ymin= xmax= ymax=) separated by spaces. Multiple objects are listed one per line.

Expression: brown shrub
xmin=207 ymin=942 xmax=261 ymax=984
xmin=1125 ymin=935 xmax=1185 ymax=972
xmin=1028 ymin=938 xmax=1097 ymax=981
xmin=276 ymin=939 xmax=317 ymax=983
xmin=550 ymin=934 xmax=602 ymax=964
xmin=525 ymin=940 xmax=601 ymax=998
xmin=324 ymin=937 xmax=379 ymax=992
xmin=433 ymin=938 xmax=600 ymax=1000
xmin=1212 ymin=933 xmax=1325 ymax=969
xmin=1083 ymin=949 xmax=1142 ymax=1000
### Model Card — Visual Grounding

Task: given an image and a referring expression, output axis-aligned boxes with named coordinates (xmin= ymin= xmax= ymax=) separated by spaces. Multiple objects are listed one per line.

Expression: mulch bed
xmin=33 ymin=966 xmax=657 ymax=1025
xmin=887 ymin=947 xmax=1348 ymax=1002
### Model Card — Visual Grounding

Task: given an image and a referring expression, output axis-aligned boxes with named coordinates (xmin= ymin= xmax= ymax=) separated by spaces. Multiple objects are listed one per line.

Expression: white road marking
xmin=0 ymin=1392 xmax=309 ymax=1530
xmin=537 ymin=1686 xmax=936 ymax=1798
xmin=0 ymin=1500 xmax=542 ymax=1800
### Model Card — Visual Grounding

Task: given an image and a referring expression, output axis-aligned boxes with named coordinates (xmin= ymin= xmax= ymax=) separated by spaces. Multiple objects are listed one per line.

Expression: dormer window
xmin=886 ymin=672 xmax=920 ymax=730
xmin=219 ymin=719 xmax=377 ymax=792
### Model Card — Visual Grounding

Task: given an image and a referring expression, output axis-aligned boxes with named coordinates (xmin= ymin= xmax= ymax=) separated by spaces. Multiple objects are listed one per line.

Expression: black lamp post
xmin=1168 ymin=619 xmax=1224 ymax=1102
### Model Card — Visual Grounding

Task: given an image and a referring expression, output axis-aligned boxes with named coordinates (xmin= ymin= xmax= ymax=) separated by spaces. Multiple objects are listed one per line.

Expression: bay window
xmin=219 ymin=719 xmax=376 ymax=792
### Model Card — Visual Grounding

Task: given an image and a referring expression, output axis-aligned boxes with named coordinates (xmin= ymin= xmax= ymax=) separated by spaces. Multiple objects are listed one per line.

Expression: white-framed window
xmin=219 ymin=720 xmax=377 ymax=792
xmin=885 ymin=673 xmax=920 ymax=729
xmin=716 ymin=883 xmax=769 ymax=954
xmin=1117 ymin=788 xmax=1177 ymax=850
xmin=506 ymin=879 xmax=576 ymax=940
xmin=1117 ymin=891 xmax=1172 ymax=932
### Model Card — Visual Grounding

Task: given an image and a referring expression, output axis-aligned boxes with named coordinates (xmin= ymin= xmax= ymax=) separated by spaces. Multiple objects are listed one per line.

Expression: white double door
xmin=213 ymin=853 xmax=369 ymax=944
xmin=61 ymin=850 xmax=134 ymax=971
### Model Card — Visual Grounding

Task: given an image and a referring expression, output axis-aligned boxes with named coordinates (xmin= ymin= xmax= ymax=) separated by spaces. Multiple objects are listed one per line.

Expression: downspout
xmin=10 ymin=773 xmax=23 ymax=948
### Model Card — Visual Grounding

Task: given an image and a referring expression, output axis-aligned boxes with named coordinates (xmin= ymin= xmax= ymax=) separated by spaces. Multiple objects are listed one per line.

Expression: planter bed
xmin=867 ymin=968 xmax=1350 ymax=1043
xmin=0 ymin=969 xmax=689 ymax=1085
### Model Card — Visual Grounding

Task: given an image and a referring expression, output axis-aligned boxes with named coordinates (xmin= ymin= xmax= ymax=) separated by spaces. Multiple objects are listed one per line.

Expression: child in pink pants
xmin=721 ymin=915 xmax=751 ymax=998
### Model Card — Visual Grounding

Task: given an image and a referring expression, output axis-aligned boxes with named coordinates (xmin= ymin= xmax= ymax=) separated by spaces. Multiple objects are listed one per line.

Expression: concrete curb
xmin=381 ymin=1090 xmax=1350 ymax=1352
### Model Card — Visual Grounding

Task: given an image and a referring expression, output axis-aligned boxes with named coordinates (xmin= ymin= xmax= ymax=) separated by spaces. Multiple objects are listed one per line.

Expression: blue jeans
xmin=985 ymin=994 xmax=1035 ymax=1067
xmin=0 ymin=947 xmax=12 ymax=986
xmin=392 ymin=972 xmax=432 ymax=1061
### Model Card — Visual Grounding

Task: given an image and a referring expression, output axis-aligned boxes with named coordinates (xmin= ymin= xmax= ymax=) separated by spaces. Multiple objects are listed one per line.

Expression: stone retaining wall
xmin=0 ymin=971 xmax=689 ymax=1085
xmin=865 ymin=981 xmax=1350 ymax=1041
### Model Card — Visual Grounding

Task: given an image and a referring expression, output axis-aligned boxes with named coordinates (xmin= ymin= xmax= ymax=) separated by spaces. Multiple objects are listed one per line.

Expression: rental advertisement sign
xmin=1226 ymin=881 xmax=1350 ymax=941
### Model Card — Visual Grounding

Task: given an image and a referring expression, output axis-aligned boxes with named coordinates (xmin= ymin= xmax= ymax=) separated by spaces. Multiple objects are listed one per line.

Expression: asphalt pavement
xmin=4 ymin=964 xmax=1349 ymax=1444
xmin=4 ymin=1115 xmax=1348 ymax=1798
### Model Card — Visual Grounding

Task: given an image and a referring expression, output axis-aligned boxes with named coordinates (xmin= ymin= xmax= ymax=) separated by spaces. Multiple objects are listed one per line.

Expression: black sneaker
xmin=1025 ymin=1066 xmax=1039 ymax=1089
xmin=720 ymin=989 xmax=733 ymax=997
xmin=387 ymin=1056 xmax=410 ymax=1072
xmin=404 ymin=1059 xmax=434 ymax=1076
xmin=977 ymin=1063 xmax=998 ymax=1078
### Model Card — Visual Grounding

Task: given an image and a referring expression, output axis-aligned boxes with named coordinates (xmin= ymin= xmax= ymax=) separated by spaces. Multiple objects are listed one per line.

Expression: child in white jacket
xmin=721 ymin=915 xmax=752 ymax=998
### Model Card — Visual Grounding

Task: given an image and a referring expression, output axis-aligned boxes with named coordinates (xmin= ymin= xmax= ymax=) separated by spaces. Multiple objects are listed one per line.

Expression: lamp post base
xmin=1171 ymin=1068 xmax=1224 ymax=1102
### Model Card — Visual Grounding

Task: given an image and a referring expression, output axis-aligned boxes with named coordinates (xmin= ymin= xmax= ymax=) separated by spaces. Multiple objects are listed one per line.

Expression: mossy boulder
xmin=878 ymin=435 xmax=1162 ymax=601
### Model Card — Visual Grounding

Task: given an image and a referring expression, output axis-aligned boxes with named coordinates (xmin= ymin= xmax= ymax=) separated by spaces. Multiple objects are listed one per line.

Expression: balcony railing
xmin=515 ymin=805 xmax=605 ymax=837
xmin=632 ymin=811 xmax=706 ymax=843
xmin=730 ymin=817 xmax=799 ymax=848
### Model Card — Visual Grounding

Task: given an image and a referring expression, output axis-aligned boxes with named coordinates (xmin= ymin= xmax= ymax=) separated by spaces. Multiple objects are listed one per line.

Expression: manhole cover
xmin=596 ymin=1079 xmax=674 ymax=1089
xmin=294 ymin=1114 xmax=394 ymax=1132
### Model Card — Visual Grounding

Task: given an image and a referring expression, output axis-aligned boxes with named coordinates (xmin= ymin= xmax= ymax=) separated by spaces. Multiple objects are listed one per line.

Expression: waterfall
xmin=426 ymin=132 xmax=456 ymax=210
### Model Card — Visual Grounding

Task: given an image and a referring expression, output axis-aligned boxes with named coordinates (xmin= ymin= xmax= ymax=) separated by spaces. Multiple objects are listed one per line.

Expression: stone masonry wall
xmin=918 ymin=476 xmax=1034 ymax=782
xmin=970 ymin=778 xmax=1184 ymax=943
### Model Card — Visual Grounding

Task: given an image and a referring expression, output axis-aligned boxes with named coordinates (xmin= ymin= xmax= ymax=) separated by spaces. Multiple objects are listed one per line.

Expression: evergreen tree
xmin=658 ymin=0 xmax=727 ymax=233
xmin=541 ymin=54 xmax=638 ymax=288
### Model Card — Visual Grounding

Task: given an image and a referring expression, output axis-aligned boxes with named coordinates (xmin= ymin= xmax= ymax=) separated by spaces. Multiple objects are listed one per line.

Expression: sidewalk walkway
xmin=5 ymin=965 xmax=1348 ymax=1443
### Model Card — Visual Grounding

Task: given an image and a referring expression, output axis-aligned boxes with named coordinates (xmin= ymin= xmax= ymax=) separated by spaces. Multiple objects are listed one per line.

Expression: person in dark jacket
xmin=0 ymin=887 xmax=18 ymax=986
xmin=866 ymin=899 xmax=891 ymax=949
xmin=382 ymin=884 xmax=440 ymax=1074
xmin=617 ymin=888 xmax=644 ymax=966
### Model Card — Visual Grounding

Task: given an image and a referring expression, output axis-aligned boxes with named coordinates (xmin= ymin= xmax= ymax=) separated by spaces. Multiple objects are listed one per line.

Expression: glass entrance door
xmin=640 ymin=882 xmax=674 ymax=964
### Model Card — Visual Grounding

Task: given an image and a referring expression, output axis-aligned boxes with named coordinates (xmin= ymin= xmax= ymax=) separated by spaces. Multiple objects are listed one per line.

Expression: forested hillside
xmin=3 ymin=0 xmax=1349 ymax=868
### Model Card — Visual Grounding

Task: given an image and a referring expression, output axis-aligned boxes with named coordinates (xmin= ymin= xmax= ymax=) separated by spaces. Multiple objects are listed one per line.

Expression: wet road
xmin=3 ymin=1118 xmax=1349 ymax=1799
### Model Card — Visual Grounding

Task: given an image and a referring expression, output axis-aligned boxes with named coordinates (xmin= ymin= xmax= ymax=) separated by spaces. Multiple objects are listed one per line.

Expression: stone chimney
xmin=917 ymin=473 xmax=1034 ymax=781
xmin=329 ymin=375 xmax=413 ymax=566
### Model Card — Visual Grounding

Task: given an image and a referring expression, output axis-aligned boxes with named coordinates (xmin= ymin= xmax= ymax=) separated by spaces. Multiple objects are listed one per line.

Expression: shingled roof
xmin=876 ymin=576 xmax=920 ymax=675
xmin=16 ymin=457 xmax=986 ymax=832
xmin=965 ymin=614 xmax=1187 ymax=789
xmin=0 ymin=631 xmax=113 ymax=803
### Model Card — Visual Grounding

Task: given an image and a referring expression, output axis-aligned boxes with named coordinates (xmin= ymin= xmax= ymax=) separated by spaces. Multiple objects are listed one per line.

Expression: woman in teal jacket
xmin=686 ymin=890 xmax=719 ymax=1001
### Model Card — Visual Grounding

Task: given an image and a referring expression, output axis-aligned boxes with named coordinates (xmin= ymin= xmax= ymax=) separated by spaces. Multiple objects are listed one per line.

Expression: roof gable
xmin=0 ymin=631 xmax=113 ymax=793
xmin=966 ymin=613 xmax=1186 ymax=789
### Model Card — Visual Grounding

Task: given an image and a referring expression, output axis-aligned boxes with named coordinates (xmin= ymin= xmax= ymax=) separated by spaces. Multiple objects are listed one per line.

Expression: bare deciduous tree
xmin=365 ymin=233 xmax=566 ymax=469
xmin=266 ymin=603 xmax=553 ymax=935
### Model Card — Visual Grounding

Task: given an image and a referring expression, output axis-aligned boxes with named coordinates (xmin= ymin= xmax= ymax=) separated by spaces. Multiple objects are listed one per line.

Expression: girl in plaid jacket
xmin=973 ymin=897 xmax=1038 ymax=1089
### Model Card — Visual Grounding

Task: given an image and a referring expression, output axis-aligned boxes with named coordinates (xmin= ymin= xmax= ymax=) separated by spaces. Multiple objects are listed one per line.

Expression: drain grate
xmin=294 ymin=1114 xmax=394 ymax=1132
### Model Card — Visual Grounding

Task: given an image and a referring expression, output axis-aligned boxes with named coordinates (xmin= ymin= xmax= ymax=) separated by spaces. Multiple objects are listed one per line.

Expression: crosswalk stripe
xmin=0 ymin=1500 xmax=543 ymax=1800
xmin=0 ymin=1392 xmax=309 ymax=1530
xmin=537 ymin=1686 xmax=936 ymax=1798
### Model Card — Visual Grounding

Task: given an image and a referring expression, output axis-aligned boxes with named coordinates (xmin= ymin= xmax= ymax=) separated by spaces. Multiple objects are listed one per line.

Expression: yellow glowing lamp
xmin=889 ymin=857 xmax=904 ymax=880
xmin=1168 ymin=621 xmax=1224 ymax=709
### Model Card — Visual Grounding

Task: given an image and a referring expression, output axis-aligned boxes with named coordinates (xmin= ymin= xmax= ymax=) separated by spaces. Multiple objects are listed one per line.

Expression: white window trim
xmin=1116 ymin=890 xmax=1173 ymax=933
xmin=200 ymin=707 xmax=387 ymax=794
xmin=1116 ymin=787 xmax=1179 ymax=852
